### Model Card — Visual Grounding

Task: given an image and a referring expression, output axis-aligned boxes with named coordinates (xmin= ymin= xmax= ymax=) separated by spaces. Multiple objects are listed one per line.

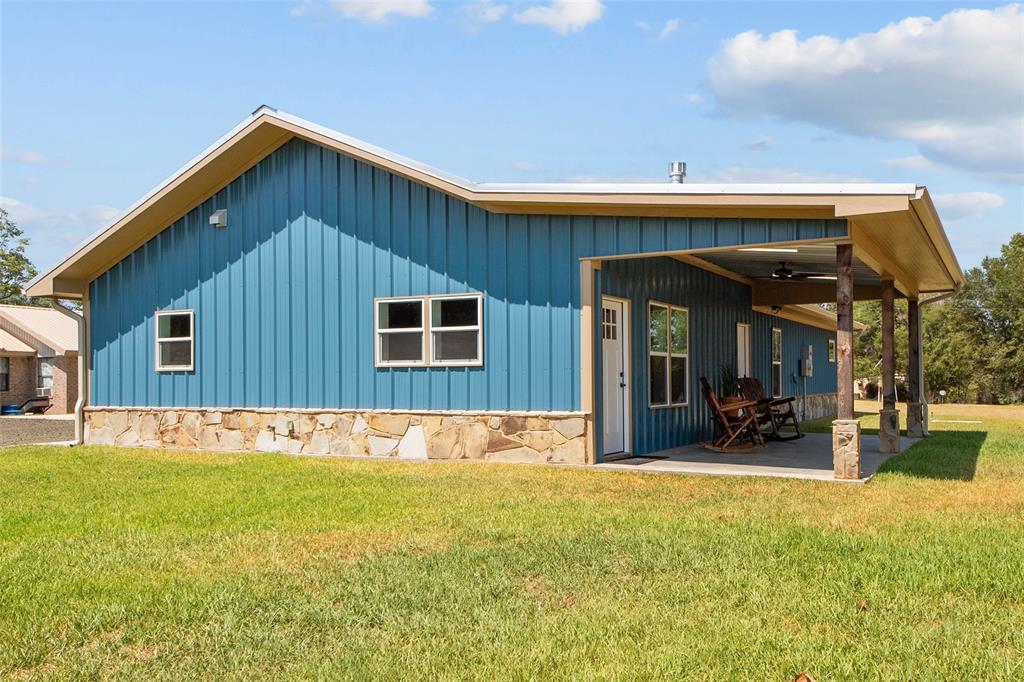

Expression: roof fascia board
xmin=910 ymin=188 xmax=964 ymax=287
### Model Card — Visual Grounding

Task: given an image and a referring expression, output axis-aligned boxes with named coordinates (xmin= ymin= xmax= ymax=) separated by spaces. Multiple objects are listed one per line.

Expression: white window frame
xmin=429 ymin=293 xmax=484 ymax=368
xmin=771 ymin=327 xmax=783 ymax=398
xmin=154 ymin=309 xmax=195 ymax=372
xmin=374 ymin=293 xmax=483 ymax=368
xmin=374 ymin=297 xmax=428 ymax=368
xmin=648 ymin=301 xmax=689 ymax=409
xmin=828 ymin=338 xmax=837 ymax=363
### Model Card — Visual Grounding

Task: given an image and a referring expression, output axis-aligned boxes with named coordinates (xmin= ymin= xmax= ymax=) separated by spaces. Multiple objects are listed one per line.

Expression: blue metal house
xmin=28 ymin=107 xmax=963 ymax=478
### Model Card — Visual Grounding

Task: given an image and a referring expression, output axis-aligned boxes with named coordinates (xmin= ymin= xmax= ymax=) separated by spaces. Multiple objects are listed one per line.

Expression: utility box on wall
xmin=800 ymin=344 xmax=814 ymax=378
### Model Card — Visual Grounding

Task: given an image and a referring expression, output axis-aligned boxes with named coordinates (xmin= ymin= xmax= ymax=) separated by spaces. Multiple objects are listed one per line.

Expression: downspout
xmin=50 ymin=300 xmax=85 ymax=445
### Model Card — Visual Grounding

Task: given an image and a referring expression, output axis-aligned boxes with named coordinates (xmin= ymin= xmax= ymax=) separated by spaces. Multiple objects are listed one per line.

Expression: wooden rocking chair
xmin=737 ymin=377 xmax=804 ymax=441
xmin=699 ymin=377 xmax=765 ymax=452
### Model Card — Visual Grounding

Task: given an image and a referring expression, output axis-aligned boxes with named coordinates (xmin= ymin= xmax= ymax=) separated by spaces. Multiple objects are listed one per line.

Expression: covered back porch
xmin=578 ymin=191 xmax=962 ymax=481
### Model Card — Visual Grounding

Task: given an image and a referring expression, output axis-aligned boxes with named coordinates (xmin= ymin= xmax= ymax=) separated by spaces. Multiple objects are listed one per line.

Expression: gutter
xmin=49 ymin=300 xmax=85 ymax=445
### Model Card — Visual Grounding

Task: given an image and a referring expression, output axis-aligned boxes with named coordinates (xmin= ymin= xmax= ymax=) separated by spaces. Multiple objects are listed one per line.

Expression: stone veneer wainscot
xmin=84 ymin=408 xmax=588 ymax=465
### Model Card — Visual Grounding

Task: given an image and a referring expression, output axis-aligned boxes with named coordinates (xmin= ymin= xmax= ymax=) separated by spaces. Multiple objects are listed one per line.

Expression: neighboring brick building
xmin=0 ymin=305 xmax=80 ymax=415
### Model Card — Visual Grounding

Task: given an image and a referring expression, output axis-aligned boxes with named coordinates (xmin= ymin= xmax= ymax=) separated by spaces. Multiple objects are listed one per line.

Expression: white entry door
xmin=602 ymin=298 xmax=629 ymax=455
xmin=736 ymin=323 xmax=752 ymax=378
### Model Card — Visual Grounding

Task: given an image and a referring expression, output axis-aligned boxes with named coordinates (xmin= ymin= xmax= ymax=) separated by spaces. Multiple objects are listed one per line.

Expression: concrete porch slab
xmin=593 ymin=432 xmax=919 ymax=483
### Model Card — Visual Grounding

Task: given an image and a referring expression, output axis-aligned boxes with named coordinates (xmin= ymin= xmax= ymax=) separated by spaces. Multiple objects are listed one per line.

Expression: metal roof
xmin=0 ymin=305 xmax=80 ymax=354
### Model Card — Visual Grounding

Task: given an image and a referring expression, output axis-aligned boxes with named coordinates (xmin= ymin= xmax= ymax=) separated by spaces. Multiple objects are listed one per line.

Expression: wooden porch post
xmin=833 ymin=243 xmax=861 ymax=479
xmin=906 ymin=298 xmax=927 ymax=437
xmin=879 ymin=279 xmax=901 ymax=452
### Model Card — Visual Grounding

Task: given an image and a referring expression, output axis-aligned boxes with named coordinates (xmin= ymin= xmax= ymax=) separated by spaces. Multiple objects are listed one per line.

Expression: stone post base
xmin=832 ymin=419 xmax=862 ymax=480
xmin=879 ymin=408 xmax=901 ymax=453
xmin=907 ymin=402 xmax=926 ymax=438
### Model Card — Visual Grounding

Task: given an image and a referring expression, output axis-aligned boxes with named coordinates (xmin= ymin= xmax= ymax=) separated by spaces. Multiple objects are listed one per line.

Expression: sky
xmin=1 ymin=1 xmax=1021 ymax=275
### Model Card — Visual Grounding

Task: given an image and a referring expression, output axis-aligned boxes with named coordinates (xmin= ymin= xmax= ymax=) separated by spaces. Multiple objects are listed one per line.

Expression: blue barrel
xmin=1 ymin=404 xmax=20 ymax=415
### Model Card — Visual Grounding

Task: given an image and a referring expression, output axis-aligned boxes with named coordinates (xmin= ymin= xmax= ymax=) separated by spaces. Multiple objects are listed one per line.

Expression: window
xmin=375 ymin=294 xmax=482 ymax=367
xmin=37 ymin=358 xmax=53 ymax=394
xmin=648 ymin=302 xmax=688 ymax=407
xmin=430 ymin=296 xmax=482 ymax=365
xmin=0 ymin=357 xmax=8 ymax=392
xmin=376 ymin=298 xmax=425 ymax=366
xmin=828 ymin=338 xmax=837 ymax=363
xmin=155 ymin=310 xmax=194 ymax=372
xmin=771 ymin=327 xmax=783 ymax=397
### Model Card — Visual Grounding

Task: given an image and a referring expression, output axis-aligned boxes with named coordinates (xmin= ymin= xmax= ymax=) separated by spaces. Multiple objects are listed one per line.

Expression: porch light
xmin=807 ymin=275 xmax=838 ymax=281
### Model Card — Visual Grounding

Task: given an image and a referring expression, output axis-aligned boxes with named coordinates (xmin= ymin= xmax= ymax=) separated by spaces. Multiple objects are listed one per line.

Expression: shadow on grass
xmin=877 ymin=430 xmax=987 ymax=481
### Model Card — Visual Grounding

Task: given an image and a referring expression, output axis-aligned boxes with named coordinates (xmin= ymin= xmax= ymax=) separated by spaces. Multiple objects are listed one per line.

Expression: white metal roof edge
xmin=28 ymin=105 xmax=921 ymax=293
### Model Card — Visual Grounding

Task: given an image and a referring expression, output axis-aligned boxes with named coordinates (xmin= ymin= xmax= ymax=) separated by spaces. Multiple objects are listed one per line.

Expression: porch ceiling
xmin=695 ymin=245 xmax=879 ymax=286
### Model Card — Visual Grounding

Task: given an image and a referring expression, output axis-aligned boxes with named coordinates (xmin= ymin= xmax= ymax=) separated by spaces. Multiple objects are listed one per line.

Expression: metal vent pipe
xmin=669 ymin=161 xmax=686 ymax=183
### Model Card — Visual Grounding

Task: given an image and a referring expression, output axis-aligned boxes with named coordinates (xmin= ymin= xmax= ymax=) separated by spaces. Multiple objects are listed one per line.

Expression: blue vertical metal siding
xmin=602 ymin=256 xmax=837 ymax=455
xmin=90 ymin=137 xmax=845 ymax=411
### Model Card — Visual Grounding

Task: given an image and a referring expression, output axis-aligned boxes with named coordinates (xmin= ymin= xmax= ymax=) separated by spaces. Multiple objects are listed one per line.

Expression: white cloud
xmin=511 ymin=161 xmax=537 ymax=171
xmin=685 ymin=92 xmax=704 ymax=104
xmin=514 ymin=0 xmax=604 ymax=34
xmin=931 ymin=191 xmax=1005 ymax=221
xmin=884 ymin=155 xmax=935 ymax=171
xmin=634 ymin=20 xmax=651 ymax=30
xmin=742 ymin=134 xmax=773 ymax=151
xmin=294 ymin=0 xmax=433 ymax=23
xmin=657 ymin=18 xmax=680 ymax=41
xmin=706 ymin=4 xmax=1024 ymax=178
xmin=0 ymin=196 xmax=119 ymax=264
xmin=463 ymin=1 xmax=508 ymax=24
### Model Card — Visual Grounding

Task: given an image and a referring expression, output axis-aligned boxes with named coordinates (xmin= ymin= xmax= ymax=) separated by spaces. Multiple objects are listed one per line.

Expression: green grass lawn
xmin=2 ymin=403 xmax=1023 ymax=680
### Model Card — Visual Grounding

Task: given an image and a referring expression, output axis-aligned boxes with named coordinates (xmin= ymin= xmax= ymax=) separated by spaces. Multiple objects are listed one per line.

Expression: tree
xmin=0 ymin=208 xmax=39 ymax=305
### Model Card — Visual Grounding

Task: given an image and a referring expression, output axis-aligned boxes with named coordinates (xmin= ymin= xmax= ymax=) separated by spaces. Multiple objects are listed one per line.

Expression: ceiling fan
xmin=769 ymin=261 xmax=833 ymax=281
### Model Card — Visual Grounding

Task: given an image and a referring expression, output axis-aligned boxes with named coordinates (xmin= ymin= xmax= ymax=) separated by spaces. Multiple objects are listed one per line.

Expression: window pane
xmin=772 ymin=329 xmax=782 ymax=362
xmin=433 ymin=330 xmax=479 ymax=362
xmin=432 ymin=298 xmax=478 ymax=328
xmin=649 ymin=355 xmax=667 ymax=405
xmin=671 ymin=309 xmax=688 ymax=354
xmin=772 ymin=363 xmax=782 ymax=397
xmin=158 ymin=313 xmax=191 ymax=339
xmin=160 ymin=341 xmax=192 ymax=368
xmin=379 ymin=301 xmax=421 ymax=330
xmin=649 ymin=305 xmax=668 ymax=352
xmin=670 ymin=356 xmax=687 ymax=404
xmin=38 ymin=360 xmax=53 ymax=389
xmin=381 ymin=332 xmax=422 ymax=363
